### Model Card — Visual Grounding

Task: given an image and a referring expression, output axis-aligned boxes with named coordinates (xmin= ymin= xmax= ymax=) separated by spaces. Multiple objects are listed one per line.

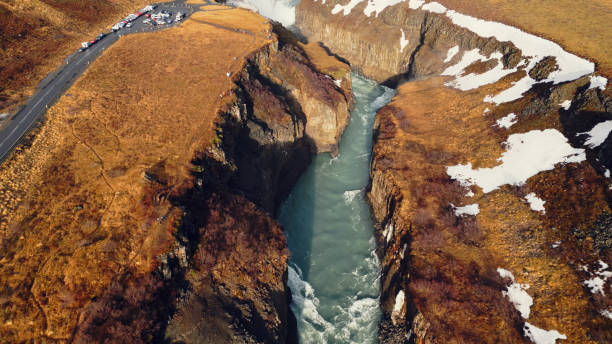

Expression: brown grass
xmin=436 ymin=0 xmax=612 ymax=77
xmin=373 ymin=73 xmax=612 ymax=342
xmin=0 ymin=0 xmax=153 ymax=113
xmin=0 ymin=8 xmax=273 ymax=341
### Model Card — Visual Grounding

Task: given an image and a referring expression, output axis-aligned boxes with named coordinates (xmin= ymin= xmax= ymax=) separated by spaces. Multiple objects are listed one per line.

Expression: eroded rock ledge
xmin=0 ymin=8 xmax=351 ymax=343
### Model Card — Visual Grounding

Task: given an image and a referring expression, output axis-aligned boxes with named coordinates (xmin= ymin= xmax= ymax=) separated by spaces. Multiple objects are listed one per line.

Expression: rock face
xmin=296 ymin=0 xmax=521 ymax=85
xmin=297 ymin=1 xmax=612 ymax=343
xmin=0 ymin=8 xmax=351 ymax=343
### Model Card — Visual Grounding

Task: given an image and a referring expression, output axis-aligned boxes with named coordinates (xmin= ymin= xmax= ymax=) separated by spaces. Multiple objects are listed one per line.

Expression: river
xmin=278 ymin=74 xmax=395 ymax=343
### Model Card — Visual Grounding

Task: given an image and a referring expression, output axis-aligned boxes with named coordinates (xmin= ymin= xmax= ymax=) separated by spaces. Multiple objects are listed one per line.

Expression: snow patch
xmin=384 ymin=222 xmax=395 ymax=243
xmin=583 ymin=260 xmax=612 ymax=295
xmin=421 ymin=1 xmax=446 ymax=13
xmin=497 ymin=268 xmax=533 ymax=319
xmin=600 ymin=309 xmax=612 ymax=320
xmin=400 ymin=29 xmax=409 ymax=52
xmin=589 ymin=75 xmax=608 ymax=91
xmin=559 ymin=100 xmax=571 ymax=110
xmin=408 ymin=0 xmax=425 ymax=9
xmin=442 ymin=49 xmax=517 ymax=91
xmin=391 ymin=290 xmax=405 ymax=325
xmin=524 ymin=323 xmax=567 ymax=344
xmin=496 ymin=113 xmax=517 ymax=129
xmin=447 ymin=129 xmax=585 ymax=193
xmin=441 ymin=10 xmax=594 ymax=104
xmin=578 ymin=120 xmax=612 ymax=148
xmin=453 ymin=203 xmax=480 ymax=216
xmin=364 ymin=0 xmax=406 ymax=17
xmin=525 ymin=193 xmax=546 ymax=213
xmin=444 ymin=45 xmax=459 ymax=63
xmin=551 ymin=241 xmax=561 ymax=248
xmin=332 ymin=0 xmax=407 ymax=17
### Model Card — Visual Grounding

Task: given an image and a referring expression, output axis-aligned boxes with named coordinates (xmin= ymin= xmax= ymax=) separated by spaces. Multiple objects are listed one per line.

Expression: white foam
xmin=496 ymin=113 xmax=517 ymax=129
xmin=343 ymin=189 xmax=362 ymax=205
xmin=444 ymin=45 xmax=459 ymax=63
xmin=525 ymin=193 xmax=546 ymax=213
xmin=454 ymin=203 xmax=480 ymax=216
xmin=369 ymin=86 xmax=396 ymax=111
xmin=524 ymin=322 xmax=567 ymax=344
xmin=447 ymin=129 xmax=586 ymax=193
xmin=578 ymin=120 xmax=612 ymax=148
xmin=497 ymin=268 xmax=533 ymax=319
xmin=287 ymin=265 xmax=333 ymax=337
xmin=400 ymin=28 xmax=409 ymax=52
xmin=229 ymin=0 xmax=299 ymax=27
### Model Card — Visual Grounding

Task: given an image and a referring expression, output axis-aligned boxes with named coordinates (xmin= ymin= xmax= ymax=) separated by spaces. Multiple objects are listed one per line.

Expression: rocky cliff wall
xmin=0 ymin=9 xmax=352 ymax=343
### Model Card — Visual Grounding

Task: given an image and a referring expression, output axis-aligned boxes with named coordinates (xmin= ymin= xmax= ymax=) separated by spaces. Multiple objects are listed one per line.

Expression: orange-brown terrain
xmin=0 ymin=6 xmax=352 ymax=343
xmin=296 ymin=0 xmax=612 ymax=343
xmin=0 ymin=0 xmax=152 ymax=118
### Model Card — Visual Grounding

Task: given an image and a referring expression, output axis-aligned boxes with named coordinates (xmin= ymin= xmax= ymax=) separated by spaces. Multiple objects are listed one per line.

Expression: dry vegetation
xmin=373 ymin=71 xmax=612 ymax=342
xmin=0 ymin=0 xmax=153 ymax=114
xmin=0 ymin=8 xmax=274 ymax=341
xmin=435 ymin=0 xmax=612 ymax=77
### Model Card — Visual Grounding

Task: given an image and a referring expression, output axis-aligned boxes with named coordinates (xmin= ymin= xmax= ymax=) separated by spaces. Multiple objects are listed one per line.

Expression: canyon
xmin=0 ymin=6 xmax=352 ymax=342
xmin=0 ymin=0 xmax=611 ymax=343
xmin=296 ymin=0 xmax=612 ymax=343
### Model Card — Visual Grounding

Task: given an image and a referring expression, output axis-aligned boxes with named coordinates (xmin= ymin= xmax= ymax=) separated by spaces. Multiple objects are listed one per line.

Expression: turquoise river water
xmin=278 ymin=74 xmax=395 ymax=343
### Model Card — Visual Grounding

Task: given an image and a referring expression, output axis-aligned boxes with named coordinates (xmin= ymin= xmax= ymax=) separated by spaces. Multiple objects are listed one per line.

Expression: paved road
xmin=0 ymin=0 xmax=210 ymax=163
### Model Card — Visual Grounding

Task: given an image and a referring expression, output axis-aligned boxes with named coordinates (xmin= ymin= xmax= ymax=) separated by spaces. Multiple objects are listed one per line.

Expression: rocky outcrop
xmin=296 ymin=0 xmax=521 ymax=84
xmin=297 ymin=0 xmax=612 ymax=343
xmin=0 ymin=9 xmax=351 ymax=343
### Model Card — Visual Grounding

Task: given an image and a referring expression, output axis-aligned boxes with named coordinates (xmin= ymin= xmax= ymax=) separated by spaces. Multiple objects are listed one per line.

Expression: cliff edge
xmin=0 ymin=7 xmax=351 ymax=343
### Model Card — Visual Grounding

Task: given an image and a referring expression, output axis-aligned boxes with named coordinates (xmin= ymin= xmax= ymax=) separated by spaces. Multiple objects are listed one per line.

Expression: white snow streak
xmin=578 ymin=120 xmax=612 ymax=148
xmin=444 ymin=45 xmax=459 ymax=63
xmin=400 ymin=28 xmax=409 ymax=52
xmin=559 ymin=100 xmax=572 ymax=110
xmin=524 ymin=323 xmax=567 ymax=344
xmin=497 ymin=268 xmax=533 ymax=319
xmin=453 ymin=203 xmax=480 ymax=216
xmin=391 ymin=290 xmax=405 ymax=325
xmin=447 ymin=129 xmax=585 ymax=193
